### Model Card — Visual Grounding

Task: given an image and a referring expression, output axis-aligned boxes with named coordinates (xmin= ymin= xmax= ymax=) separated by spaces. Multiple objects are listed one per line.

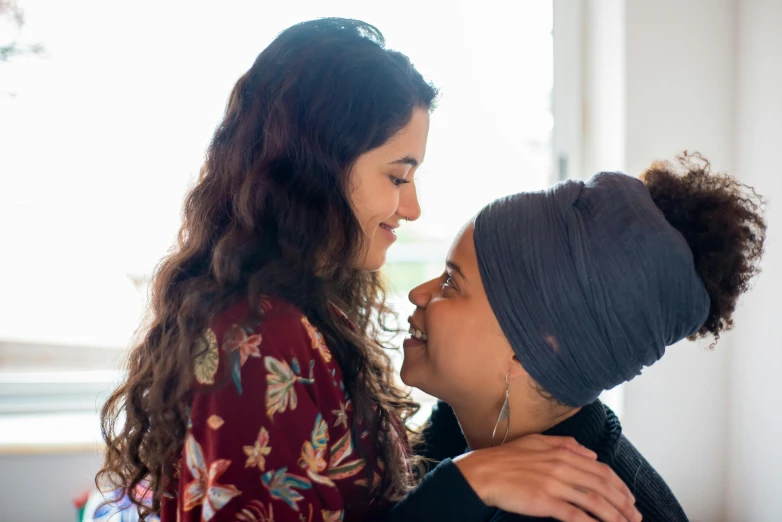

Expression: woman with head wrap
xmin=402 ymin=153 xmax=767 ymax=521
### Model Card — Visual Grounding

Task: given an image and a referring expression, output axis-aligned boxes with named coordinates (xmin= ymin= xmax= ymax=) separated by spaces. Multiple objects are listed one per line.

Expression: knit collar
xmin=542 ymin=400 xmax=623 ymax=462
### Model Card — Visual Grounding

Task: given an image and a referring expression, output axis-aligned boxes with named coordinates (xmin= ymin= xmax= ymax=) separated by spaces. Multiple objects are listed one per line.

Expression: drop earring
xmin=491 ymin=370 xmax=511 ymax=447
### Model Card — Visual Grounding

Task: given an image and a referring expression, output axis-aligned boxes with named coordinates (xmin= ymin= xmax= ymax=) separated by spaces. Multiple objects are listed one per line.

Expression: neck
xmin=450 ymin=394 xmax=581 ymax=450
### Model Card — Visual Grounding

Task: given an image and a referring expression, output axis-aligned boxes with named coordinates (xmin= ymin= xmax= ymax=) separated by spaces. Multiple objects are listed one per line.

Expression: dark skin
xmin=403 ymin=223 xmax=641 ymax=522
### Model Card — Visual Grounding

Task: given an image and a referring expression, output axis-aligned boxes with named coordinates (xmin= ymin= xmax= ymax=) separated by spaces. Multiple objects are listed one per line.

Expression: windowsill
xmin=0 ymin=411 xmax=104 ymax=455
xmin=0 ymin=385 xmax=623 ymax=456
xmin=0 ymin=370 xmax=120 ymax=454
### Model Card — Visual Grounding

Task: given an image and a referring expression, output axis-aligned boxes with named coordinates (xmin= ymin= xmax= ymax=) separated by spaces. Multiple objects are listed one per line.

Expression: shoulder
xmin=260 ymin=297 xmax=321 ymax=341
xmin=257 ymin=298 xmax=331 ymax=365
xmin=210 ymin=296 xmax=324 ymax=355
xmin=210 ymin=296 xmax=307 ymax=332
xmin=613 ymin=435 xmax=689 ymax=521
xmin=190 ymin=296 xmax=332 ymax=388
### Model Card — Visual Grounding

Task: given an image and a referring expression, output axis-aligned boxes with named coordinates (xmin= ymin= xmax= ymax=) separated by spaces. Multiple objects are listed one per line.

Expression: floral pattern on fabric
xmin=222 ymin=324 xmax=262 ymax=395
xmin=261 ymin=468 xmax=312 ymax=511
xmin=194 ymin=328 xmax=219 ymax=385
xmin=259 ymin=297 xmax=273 ymax=314
xmin=165 ymin=297 xmax=393 ymax=522
xmin=301 ymin=316 xmax=332 ymax=363
xmin=265 ymin=356 xmax=315 ymax=419
xmin=322 ymin=509 xmax=344 ymax=522
xmin=234 ymin=500 xmax=274 ymax=522
xmin=208 ymin=415 xmax=225 ymax=430
xmin=331 ymin=400 xmax=351 ymax=430
xmin=299 ymin=414 xmax=334 ymax=487
xmin=243 ymin=426 xmax=272 ymax=471
xmin=182 ymin=433 xmax=242 ymax=520
xmin=327 ymin=430 xmax=365 ymax=481
xmin=223 ymin=324 xmax=263 ymax=366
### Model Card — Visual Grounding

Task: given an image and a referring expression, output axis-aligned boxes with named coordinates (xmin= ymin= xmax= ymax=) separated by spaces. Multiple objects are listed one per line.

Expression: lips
xmin=407 ymin=324 xmax=427 ymax=342
xmin=379 ymin=223 xmax=396 ymax=234
xmin=406 ymin=317 xmax=427 ymax=342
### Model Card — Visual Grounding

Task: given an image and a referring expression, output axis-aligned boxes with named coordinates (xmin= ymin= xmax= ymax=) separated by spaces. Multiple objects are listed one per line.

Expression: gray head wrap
xmin=473 ymin=172 xmax=710 ymax=407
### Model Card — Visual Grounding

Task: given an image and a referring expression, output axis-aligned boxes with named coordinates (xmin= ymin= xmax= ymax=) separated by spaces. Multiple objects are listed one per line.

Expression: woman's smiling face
xmin=348 ymin=107 xmax=428 ymax=271
xmin=401 ymin=222 xmax=514 ymax=407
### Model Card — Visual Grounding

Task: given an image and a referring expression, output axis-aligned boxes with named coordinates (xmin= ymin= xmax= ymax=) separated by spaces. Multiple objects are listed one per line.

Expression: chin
xmin=403 ymin=373 xmax=438 ymax=399
xmin=399 ymin=361 xmax=416 ymax=387
xmin=359 ymin=250 xmax=387 ymax=272
xmin=399 ymin=350 xmax=430 ymax=392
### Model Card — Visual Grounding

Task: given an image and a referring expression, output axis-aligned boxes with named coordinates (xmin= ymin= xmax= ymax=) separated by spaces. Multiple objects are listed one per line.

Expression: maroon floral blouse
xmin=159 ymin=297 xmax=390 ymax=522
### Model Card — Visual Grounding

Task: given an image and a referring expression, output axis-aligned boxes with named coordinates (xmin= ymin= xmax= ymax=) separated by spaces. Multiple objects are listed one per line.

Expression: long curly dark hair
xmin=97 ymin=18 xmax=437 ymax=518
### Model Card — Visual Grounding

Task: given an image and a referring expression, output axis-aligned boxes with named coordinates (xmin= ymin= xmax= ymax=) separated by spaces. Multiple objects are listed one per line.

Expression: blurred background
xmin=0 ymin=0 xmax=779 ymax=520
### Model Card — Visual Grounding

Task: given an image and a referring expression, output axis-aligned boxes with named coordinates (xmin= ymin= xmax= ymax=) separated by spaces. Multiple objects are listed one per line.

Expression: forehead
xmin=366 ymin=108 xmax=430 ymax=162
xmin=447 ymin=222 xmax=479 ymax=273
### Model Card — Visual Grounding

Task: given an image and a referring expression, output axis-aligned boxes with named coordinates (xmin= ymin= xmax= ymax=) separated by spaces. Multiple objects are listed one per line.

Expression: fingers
xmin=546 ymin=448 xmax=635 ymax=503
xmin=542 ymin=499 xmax=599 ymax=522
xmin=504 ymin=438 xmax=634 ymax=505
xmin=547 ymin=461 xmax=640 ymax=522
xmin=485 ymin=434 xmax=641 ymax=522
xmin=555 ymin=484 xmax=627 ymax=522
xmin=583 ymin=459 xmax=635 ymax=504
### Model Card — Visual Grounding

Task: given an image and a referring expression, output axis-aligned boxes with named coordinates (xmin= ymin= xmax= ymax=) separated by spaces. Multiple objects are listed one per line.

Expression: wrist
xmin=453 ymin=450 xmax=495 ymax=507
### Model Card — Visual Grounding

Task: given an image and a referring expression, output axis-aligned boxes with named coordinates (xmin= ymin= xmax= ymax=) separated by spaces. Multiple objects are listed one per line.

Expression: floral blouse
xmin=159 ymin=297 xmax=387 ymax=522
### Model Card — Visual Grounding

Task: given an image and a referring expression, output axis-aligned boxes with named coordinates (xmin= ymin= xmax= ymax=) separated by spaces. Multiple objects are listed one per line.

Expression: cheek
xmin=359 ymin=182 xmax=398 ymax=224
xmin=428 ymin=302 xmax=481 ymax=354
xmin=411 ymin=303 xmax=488 ymax=394
xmin=355 ymin=199 xmax=397 ymax=242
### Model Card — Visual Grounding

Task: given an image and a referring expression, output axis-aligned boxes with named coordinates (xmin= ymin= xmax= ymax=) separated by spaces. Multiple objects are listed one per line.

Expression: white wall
xmin=617 ymin=2 xmax=736 ymax=519
xmin=728 ymin=0 xmax=782 ymax=519
xmin=0 ymin=450 xmax=103 ymax=521
xmin=578 ymin=1 xmax=782 ymax=520
xmin=581 ymin=0 xmax=625 ymax=177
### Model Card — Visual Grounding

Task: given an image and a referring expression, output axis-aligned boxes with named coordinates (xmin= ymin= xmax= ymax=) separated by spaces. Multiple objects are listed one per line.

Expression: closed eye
xmin=390 ymin=175 xmax=410 ymax=187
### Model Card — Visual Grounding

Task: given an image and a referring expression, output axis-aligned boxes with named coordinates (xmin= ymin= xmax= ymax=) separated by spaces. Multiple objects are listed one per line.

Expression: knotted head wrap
xmin=473 ymin=172 xmax=710 ymax=407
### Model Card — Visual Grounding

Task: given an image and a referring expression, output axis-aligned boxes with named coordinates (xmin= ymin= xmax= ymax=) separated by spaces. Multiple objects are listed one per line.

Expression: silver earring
xmin=491 ymin=370 xmax=511 ymax=447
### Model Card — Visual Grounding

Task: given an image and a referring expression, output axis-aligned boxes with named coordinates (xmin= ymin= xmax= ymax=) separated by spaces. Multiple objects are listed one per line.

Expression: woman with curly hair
xmin=402 ymin=154 xmax=766 ymax=521
xmin=96 ymin=17 xmax=639 ymax=522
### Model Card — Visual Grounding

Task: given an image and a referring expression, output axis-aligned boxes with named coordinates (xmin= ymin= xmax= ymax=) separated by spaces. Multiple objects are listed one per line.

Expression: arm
xmin=384 ymin=401 xmax=489 ymax=521
xmin=385 ymin=458 xmax=494 ymax=522
xmin=453 ymin=436 xmax=641 ymax=522
xmin=389 ymin=435 xmax=642 ymax=522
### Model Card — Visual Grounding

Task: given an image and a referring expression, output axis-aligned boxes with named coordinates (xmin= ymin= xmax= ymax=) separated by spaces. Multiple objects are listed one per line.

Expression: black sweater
xmin=387 ymin=400 xmax=688 ymax=522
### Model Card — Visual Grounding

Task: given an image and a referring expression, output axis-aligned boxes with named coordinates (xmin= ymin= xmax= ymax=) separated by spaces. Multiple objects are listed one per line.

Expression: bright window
xmin=0 ymin=0 xmax=605 ymax=444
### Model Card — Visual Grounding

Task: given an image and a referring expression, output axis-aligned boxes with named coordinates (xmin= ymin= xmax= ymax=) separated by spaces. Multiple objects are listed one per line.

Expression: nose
xmin=398 ymin=182 xmax=422 ymax=222
xmin=408 ymin=276 xmax=438 ymax=309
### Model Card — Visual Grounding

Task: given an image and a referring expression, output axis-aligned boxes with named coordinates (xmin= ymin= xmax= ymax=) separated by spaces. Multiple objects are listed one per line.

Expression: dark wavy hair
xmin=97 ymin=18 xmax=438 ymax=517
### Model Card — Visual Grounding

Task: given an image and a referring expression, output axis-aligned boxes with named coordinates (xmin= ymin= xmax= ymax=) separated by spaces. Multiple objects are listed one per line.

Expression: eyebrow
xmin=446 ymin=260 xmax=467 ymax=282
xmin=389 ymin=156 xmax=419 ymax=167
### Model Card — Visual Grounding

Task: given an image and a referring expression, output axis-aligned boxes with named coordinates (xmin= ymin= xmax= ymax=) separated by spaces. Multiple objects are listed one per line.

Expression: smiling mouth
xmin=379 ymin=223 xmax=396 ymax=234
xmin=407 ymin=324 xmax=428 ymax=342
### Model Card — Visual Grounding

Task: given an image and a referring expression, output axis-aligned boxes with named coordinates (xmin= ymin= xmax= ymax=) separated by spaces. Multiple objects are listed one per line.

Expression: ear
xmin=507 ymin=353 xmax=527 ymax=381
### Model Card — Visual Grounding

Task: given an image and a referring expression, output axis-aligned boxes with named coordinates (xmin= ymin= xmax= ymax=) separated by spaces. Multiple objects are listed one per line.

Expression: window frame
xmin=0 ymin=1 xmax=604 ymax=446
